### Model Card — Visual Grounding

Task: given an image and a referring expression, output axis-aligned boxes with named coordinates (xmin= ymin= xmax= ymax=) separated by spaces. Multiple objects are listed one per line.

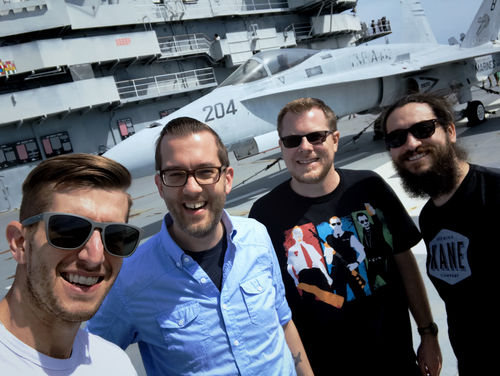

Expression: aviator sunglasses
xmin=280 ymin=130 xmax=333 ymax=148
xmin=21 ymin=212 xmax=143 ymax=258
xmin=385 ymin=119 xmax=438 ymax=149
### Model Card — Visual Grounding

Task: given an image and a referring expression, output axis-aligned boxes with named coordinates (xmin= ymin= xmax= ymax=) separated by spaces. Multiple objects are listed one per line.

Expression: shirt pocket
xmin=156 ymin=301 xmax=209 ymax=372
xmin=240 ymin=273 xmax=277 ymax=327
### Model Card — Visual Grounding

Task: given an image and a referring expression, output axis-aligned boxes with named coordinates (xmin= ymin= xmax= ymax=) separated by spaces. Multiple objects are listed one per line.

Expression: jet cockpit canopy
xmin=220 ymin=48 xmax=318 ymax=87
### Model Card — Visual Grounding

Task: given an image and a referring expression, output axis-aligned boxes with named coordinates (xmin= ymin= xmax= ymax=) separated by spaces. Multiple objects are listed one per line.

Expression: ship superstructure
xmin=0 ymin=0 xmax=390 ymax=210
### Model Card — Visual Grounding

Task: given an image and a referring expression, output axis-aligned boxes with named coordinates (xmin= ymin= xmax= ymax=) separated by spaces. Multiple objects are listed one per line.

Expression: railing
xmin=364 ymin=20 xmax=392 ymax=36
xmin=116 ymin=67 xmax=217 ymax=101
xmin=284 ymin=23 xmax=313 ymax=40
xmin=135 ymin=0 xmax=289 ymax=20
xmin=0 ymin=0 xmax=47 ymax=15
xmin=158 ymin=33 xmax=212 ymax=58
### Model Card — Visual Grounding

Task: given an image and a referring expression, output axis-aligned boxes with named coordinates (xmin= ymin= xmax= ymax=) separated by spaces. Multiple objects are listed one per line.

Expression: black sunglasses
xmin=21 ymin=212 xmax=143 ymax=258
xmin=280 ymin=131 xmax=333 ymax=148
xmin=385 ymin=119 xmax=438 ymax=149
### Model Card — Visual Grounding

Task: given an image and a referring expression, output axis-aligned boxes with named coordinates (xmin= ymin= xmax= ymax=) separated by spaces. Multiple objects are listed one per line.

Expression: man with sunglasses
xmin=0 ymin=153 xmax=140 ymax=375
xmin=249 ymin=97 xmax=441 ymax=375
xmin=382 ymin=93 xmax=500 ymax=375
xmin=88 ymin=117 xmax=312 ymax=375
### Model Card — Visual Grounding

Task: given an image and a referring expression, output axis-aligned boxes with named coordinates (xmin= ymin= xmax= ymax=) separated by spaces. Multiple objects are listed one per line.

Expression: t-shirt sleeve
xmin=249 ymin=196 xmax=265 ymax=221
xmin=374 ymin=175 xmax=421 ymax=253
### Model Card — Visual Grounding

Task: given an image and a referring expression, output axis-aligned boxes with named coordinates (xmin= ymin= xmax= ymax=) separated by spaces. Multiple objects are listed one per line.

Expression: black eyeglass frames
xmin=280 ymin=130 xmax=333 ymax=148
xmin=159 ymin=166 xmax=227 ymax=187
xmin=21 ymin=212 xmax=143 ymax=258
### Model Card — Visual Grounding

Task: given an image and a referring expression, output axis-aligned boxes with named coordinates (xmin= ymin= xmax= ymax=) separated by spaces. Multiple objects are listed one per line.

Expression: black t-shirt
xmin=184 ymin=229 xmax=227 ymax=291
xmin=419 ymin=164 xmax=500 ymax=375
xmin=249 ymin=169 xmax=421 ymax=376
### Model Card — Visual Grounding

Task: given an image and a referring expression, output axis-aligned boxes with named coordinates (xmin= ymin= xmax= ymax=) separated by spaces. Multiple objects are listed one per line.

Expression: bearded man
xmin=382 ymin=93 xmax=500 ymax=375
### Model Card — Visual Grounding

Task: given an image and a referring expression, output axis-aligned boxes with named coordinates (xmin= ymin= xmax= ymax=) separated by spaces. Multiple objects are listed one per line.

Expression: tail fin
xmin=400 ymin=0 xmax=437 ymax=44
xmin=461 ymin=0 xmax=500 ymax=47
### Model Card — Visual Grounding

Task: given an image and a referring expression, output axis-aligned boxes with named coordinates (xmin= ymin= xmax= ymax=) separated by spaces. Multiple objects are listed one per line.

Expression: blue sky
xmin=355 ymin=0 xmax=482 ymax=44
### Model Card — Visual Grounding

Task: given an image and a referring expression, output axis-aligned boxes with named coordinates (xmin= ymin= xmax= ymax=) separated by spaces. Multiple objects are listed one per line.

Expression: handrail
xmin=116 ymin=67 xmax=217 ymax=100
xmin=134 ymin=0 xmax=289 ymax=20
xmin=158 ymin=33 xmax=212 ymax=57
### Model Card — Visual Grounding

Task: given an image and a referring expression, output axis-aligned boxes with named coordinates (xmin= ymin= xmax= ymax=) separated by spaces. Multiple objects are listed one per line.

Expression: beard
xmin=393 ymin=139 xmax=467 ymax=199
xmin=167 ymin=187 xmax=226 ymax=239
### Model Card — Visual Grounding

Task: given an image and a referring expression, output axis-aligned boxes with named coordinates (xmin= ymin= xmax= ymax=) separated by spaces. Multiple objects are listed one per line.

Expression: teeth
xmin=408 ymin=153 xmax=425 ymax=161
xmin=185 ymin=202 xmax=205 ymax=209
xmin=297 ymin=159 xmax=317 ymax=164
xmin=66 ymin=273 xmax=99 ymax=286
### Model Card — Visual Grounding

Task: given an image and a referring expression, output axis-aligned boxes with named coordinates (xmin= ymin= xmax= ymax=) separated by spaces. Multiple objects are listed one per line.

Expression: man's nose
xmin=298 ymin=136 xmax=314 ymax=151
xmin=183 ymin=174 xmax=204 ymax=193
xmin=78 ymin=230 xmax=106 ymax=266
xmin=405 ymin=132 xmax=423 ymax=149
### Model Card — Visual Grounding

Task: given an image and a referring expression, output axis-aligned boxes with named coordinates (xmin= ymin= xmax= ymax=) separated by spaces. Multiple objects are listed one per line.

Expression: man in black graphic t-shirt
xmin=383 ymin=92 xmax=500 ymax=375
xmin=250 ymin=97 xmax=441 ymax=376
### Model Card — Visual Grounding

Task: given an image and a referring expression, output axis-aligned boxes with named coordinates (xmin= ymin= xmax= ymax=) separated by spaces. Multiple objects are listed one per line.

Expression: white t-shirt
xmin=0 ymin=322 xmax=137 ymax=375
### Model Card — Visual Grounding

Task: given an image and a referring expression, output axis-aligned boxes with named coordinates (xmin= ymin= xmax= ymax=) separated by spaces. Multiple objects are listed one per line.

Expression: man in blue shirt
xmin=88 ymin=117 xmax=312 ymax=375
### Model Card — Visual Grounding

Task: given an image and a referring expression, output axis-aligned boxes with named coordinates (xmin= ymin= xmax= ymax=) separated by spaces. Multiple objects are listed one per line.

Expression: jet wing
xmin=417 ymin=43 xmax=500 ymax=69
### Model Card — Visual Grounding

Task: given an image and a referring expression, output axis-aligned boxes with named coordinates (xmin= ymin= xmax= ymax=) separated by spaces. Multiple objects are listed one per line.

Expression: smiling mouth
xmin=62 ymin=273 xmax=102 ymax=287
xmin=297 ymin=158 xmax=318 ymax=164
xmin=404 ymin=147 xmax=431 ymax=162
xmin=408 ymin=152 xmax=426 ymax=161
xmin=184 ymin=202 xmax=207 ymax=210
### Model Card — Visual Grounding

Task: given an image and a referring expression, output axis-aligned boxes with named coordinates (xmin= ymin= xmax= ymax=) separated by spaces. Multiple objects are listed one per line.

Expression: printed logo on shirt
xmin=282 ymin=203 xmax=394 ymax=309
xmin=428 ymin=229 xmax=471 ymax=285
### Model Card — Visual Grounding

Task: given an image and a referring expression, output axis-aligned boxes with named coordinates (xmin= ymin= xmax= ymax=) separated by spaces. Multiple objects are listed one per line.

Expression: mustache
xmin=399 ymin=145 xmax=432 ymax=161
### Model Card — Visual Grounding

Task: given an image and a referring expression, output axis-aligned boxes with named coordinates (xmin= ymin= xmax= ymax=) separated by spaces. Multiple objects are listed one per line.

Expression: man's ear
xmin=224 ymin=166 xmax=234 ymax=195
xmin=6 ymin=221 xmax=27 ymax=264
xmin=446 ymin=122 xmax=457 ymax=143
xmin=154 ymin=174 xmax=165 ymax=199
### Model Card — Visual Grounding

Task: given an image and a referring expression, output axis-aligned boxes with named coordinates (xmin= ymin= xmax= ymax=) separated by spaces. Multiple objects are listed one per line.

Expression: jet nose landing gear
xmin=465 ymin=100 xmax=486 ymax=126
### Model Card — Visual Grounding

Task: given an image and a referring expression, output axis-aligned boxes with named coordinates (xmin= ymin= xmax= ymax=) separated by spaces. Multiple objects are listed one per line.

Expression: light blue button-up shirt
xmin=87 ymin=211 xmax=295 ymax=376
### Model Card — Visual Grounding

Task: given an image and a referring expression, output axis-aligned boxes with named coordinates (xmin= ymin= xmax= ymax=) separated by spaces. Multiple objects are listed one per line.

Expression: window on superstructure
xmin=41 ymin=132 xmax=73 ymax=158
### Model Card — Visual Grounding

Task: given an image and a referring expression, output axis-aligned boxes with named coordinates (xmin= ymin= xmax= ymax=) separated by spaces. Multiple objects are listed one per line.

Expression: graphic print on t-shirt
xmin=428 ymin=229 xmax=471 ymax=285
xmin=283 ymin=204 xmax=394 ymax=308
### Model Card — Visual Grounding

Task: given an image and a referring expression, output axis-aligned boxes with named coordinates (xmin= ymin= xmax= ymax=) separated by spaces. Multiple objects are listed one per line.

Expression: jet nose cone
xmin=104 ymin=128 xmax=159 ymax=178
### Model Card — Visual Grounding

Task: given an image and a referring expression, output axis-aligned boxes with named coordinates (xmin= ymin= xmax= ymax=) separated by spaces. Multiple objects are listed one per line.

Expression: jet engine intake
xmin=231 ymin=131 xmax=279 ymax=160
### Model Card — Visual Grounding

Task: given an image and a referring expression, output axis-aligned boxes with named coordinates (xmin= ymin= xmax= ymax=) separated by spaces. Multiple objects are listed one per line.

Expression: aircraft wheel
xmin=466 ymin=100 xmax=486 ymax=126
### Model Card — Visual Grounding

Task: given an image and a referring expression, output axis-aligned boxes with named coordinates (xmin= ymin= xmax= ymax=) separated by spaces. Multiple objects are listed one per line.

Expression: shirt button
xmin=222 ymin=303 xmax=228 ymax=309
xmin=178 ymin=319 xmax=184 ymax=326
xmin=257 ymin=286 xmax=263 ymax=291
xmin=200 ymin=277 xmax=207 ymax=283
xmin=234 ymin=340 xmax=239 ymax=346
xmin=183 ymin=257 xmax=190 ymax=263
xmin=176 ymin=262 xmax=181 ymax=268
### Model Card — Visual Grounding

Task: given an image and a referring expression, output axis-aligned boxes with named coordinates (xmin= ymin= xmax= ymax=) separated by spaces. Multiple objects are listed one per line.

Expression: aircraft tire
xmin=466 ymin=100 xmax=486 ymax=126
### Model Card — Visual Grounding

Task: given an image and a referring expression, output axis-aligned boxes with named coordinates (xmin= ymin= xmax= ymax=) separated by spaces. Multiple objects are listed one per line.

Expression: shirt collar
xmin=160 ymin=210 xmax=237 ymax=263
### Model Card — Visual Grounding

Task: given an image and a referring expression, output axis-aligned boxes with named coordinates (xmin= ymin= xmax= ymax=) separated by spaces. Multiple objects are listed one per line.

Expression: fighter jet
xmin=105 ymin=0 xmax=500 ymax=178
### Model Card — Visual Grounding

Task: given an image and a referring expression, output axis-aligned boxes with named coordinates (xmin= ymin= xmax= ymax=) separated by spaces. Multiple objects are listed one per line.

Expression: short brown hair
xmin=154 ymin=117 xmax=229 ymax=171
xmin=20 ymin=153 xmax=132 ymax=221
xmin=277 ymin=98 xmax=337 ymax=136
xmin=381 ymin=93 xmax=455 ymax=135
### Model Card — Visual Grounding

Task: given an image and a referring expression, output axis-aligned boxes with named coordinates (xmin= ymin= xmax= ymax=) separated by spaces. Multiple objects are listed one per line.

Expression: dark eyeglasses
xmin=385 ymin=119 xmax=438 ymax=149
xmin=159 ymin=166 xmax=227 ymax=187
xmin=330 ymin=221 xmax=341 ymax=226
xmin=280 ymin=131 xmax=333 ymax=148
xmin=21 ymin=212 xmax=143 ymax=258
